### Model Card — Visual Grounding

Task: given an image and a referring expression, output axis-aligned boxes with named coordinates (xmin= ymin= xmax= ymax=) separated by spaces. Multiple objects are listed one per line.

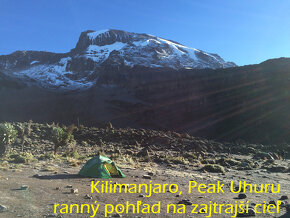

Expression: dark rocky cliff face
xmin=0 ymin=58 xmax=289 ymax=144
xmin=129 ymin=58 xmax=290 ymax=144
xmin=0 ymin=51 xmax=66 ymax=71
xmin=73 ymin=30 xmax=149 ymax=52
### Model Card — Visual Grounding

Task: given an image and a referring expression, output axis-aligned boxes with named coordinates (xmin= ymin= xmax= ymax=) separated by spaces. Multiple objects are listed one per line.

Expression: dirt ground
xmin=0 ymin=155 xmax=289 ymax=218
xmin=0 ymin=123 xmax=289 ymax=217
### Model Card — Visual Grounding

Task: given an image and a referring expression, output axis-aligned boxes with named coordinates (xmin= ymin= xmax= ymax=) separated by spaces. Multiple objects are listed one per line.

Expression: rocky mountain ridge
xmin=0 ymin=29 xmax=236 ymax=90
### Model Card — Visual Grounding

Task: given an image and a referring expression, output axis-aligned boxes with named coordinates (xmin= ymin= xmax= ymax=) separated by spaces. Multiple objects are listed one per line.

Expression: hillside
xmin=0 ymin=58 xmax=289 ymax=144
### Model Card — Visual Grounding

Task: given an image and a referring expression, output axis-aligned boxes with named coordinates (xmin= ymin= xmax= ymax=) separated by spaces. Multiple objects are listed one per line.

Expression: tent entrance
xmin=104 ymin=163 xmax=120 ymax=177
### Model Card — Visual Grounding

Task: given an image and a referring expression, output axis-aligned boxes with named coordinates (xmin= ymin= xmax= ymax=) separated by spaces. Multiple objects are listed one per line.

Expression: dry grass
xmin=0 ymin=160 xmax=9 ymax=171
xmin=8 ymin=152 xmax=37 ymax=164
xmin=42 ymin=165 xmax=57 ymax=172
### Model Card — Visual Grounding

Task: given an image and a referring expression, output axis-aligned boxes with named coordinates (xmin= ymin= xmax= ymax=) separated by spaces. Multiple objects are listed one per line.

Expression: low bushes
xmin=201 ymin=164 xmax=225 ymax=173
xmin=51 ymin=127 xmax=74 ymax=154
xmin=0 ymin=123 xmax=17 ymax=157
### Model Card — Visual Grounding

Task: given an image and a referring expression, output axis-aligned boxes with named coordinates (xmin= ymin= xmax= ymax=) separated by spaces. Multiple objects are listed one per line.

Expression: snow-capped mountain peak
xmin=73 ymin=29 xmax=236 ymax=69
xmin=0 ymin=29 xmax=237 ymax=90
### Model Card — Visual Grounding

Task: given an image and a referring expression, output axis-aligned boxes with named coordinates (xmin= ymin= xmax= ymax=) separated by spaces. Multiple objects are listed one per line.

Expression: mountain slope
xmin=73 ymin=29 xmax=236 ymax=69
xmin=0 ymin=29 xmax=236 ymax=90
xmin=0 ymin=58 xmax=289 ymax=144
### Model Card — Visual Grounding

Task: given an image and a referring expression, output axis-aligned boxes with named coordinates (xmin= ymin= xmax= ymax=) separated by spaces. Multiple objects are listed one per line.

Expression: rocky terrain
xmin=0 ymin=122 xmax=289 ymax=217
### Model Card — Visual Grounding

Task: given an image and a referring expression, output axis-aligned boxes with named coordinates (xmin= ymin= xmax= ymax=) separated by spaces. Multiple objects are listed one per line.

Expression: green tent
xmin=78 ymin=155 xmax=125 ymax=178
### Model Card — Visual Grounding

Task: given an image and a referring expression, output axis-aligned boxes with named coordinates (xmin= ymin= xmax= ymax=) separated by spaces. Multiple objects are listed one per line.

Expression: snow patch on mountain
xmin=86 ymin=42 xmax=127 ymax=62
xmin=30 ymin=60 xmax=40 ymax=65
xmin=87 ymin=29 xmax=110 ymax=40
xmin=12 ymin=60 xmax=94 ymax=90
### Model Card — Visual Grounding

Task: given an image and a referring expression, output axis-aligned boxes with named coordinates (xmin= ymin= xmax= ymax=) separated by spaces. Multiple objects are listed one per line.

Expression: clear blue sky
xmin=0 ymin=0 xmax=289 ymax=66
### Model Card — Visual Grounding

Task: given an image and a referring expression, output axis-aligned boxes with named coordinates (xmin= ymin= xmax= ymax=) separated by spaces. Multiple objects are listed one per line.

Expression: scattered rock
xmin=269 ymin=200 xmax=276 ymax=205
xmin=253 ymin=152 xmax=274 ymax=160
xmin=279 ymin=201 xmax=286 ymax=207
xmin=199 ymin=209 xmax=206 ymax=213
xmin=84 ymin=194 xmax=92 ymax=199
xmin=237 ymin=208 xmax=256 ymax=217
xmin=71 ymin=188 xmax=78 ymax=194
xmin=139 ymin=194 xmax=145 ymax=198
xmin=238 ymin=194 xmax=247 ymax=199
xmin=280 ymin=195 xmax=288 ymax=200
xmin=20 ymin=185 xmax=29 ymax=190
xmin=178 ymin=199 xmax=192 ymax=205
xmin=266 ymin=166 xmax=287 ymax=173
xmin=142 ymin=175 xmax=152 ymax=179
xmin=66 ymin=185 xmax=73 ymax=188
xmin=0 ymin=205 xmax=8 ymax=212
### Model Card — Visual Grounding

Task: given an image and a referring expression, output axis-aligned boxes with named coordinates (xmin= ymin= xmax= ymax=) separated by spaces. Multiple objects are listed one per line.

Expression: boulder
xmin=0 ymin=205 xmax=8 ymax=213
xmin=253 ymin=152 xmax=274 ymax=160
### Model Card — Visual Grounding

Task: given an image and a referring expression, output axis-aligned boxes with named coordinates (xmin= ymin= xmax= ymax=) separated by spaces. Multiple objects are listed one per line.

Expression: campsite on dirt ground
xmin=0 ymin=122 xmax=289 ymax=217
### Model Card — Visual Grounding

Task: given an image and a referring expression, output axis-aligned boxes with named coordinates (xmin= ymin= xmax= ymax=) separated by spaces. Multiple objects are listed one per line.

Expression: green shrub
xmin=38 ymin=153 xmax=59 ymax=160
xmin=26 ymin=120 xmax=33 ymax=136
xmin=15 ymin=123 xmax=26 ymax=152
xmin=0 ymin=123 xmax=17 ymax=145
xmin=63 ymin=150 xmax=80 ymax=159
xmin=0 ymin=123 xmax=18 ymax=157
xmin=51 ymin=127 xmax=73 ymax=154
xmin=184 ymin=152 xmax=197 ymax=160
